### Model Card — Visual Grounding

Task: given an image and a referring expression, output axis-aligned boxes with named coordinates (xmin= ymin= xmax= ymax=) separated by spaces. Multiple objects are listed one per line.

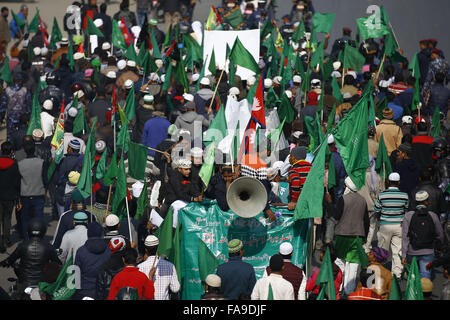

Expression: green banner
xmin=178 ymin=200 xmax=311 ymax=300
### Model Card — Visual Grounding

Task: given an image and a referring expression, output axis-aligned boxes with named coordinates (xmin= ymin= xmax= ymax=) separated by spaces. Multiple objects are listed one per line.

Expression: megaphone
xmin=226 ymin=176 xmax=268 ymax=218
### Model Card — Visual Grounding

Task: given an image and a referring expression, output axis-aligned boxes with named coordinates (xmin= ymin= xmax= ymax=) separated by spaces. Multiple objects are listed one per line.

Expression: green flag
xmin=28 ymin=9 xmax=40 ymax=33
xmin=117 ymin=121 xmax=131 ymax=154
xmin=124 ymin=43 xmax=138 ymax=62
xmin=162 ymin=61 xmax=173 ymax=92
xmin=375 ymin=133 xmax=392 ymax=179
xmin=267 ymin=283 xmax=274 ymax=300
xmin=112 ymin=19 xmax=127 ymax=50
xmin=26 ymin=91 xmax=42 ymax=135
xmin=384 ymin=30 xmax=398 ymax=57
xmin=411 ymin=77 xmax=421 ymax=111
xmin=174 ymin=58 xmax=190 ymax=92
xmin=38 ymin=251 xmax=76 ymax=300
xmin=11 ymin=10 xmax=25 ymax=29
xmin=136 ymin=181 xmax=149 ymax=220
xmin=304 ymin=114 xmax=324 ymax=153
xmin=103 ymin=151 xmax=118 ymax=186
xmin=267 ymin=118 xmax=286 ymax=151
xmin=312 ymin=13 xmax=336 ymax=34
xmin=292 ymin=20 xmax=306 ymax=43
xmin=331 ymin=92 xmax=369 ymax=190
xmin=204 ymin=103 xmax=227 ymax=145
xmin=229 ymin=37 xmax=259 ymax=73
xmin=343 ymin=42 xmax=366 ymax=72
xmin=150 ymin=29 xmax=162 ymax=59
xmin=431 ymin=106 xmax=441 ymax=138
xmin=86 ymin=16 xmax=104 ymax=37
xmin=404 ymin=256 xmax=424 ymax=300
xmin=294 ymin=138 xmax=328 ymax=220
xmin=68 ymin=40 xmax=75 ymax=71
xmin=137 ymin=41 xmax=147 ymax=67
xmin=277 ymin=91 xmax=295 ymax=124
xmin=163 ymin=24 xmax=172 ymax=49
xmin=208 ymin=46 xmax=216 ymax=75
xmin=327 ymin=152 xmax=337 ymax=189
xmin=331 ymin=76 xmax=343 ymax=104
xmin=49 ymin=17 xmax=63 ymax=50
xmin=356 ymin=15 xmax=390 ymax=40
xmin=199 ymin=142 xmax=216 ymax=190
xmin=72 ymin=104 xmax=88 ymax=136
xmin=77 ymin=149 xmax=93 ymax=199
xmin=124 ymin=86 xmax=136 ymax=121
xmin=95 ymin=148 xmax=108 ymax=180
xmin=223 ymin=6 xmax=244 ymax=30
xmin=198 ymin=238 xmax=219 ymax=283
xmin=0 ymin=57 xmax=12 ymax=85
xmin=260 ymin=19 xmax=274 ymax=40
xmin=128 ymin=142 xmax=148 ymax=180
xmin=155 ymin=206 xmax=174 ymax=257
xmin=315 ymin=246 xmax=337 ymax=300
xmin=326 ymin=104 xmax=337 ymax=133
xmin=389 ymin=276 xmax=402 ymax=300
xmin=409 ymin=52 xmax=421 ymax=80
xmin=111 ymin=157 xmax=128 ymax=217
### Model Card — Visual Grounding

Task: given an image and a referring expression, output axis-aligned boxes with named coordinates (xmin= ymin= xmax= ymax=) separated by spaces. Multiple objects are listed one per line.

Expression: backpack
xmin=407 ymin=208 xmax=437 ymax=250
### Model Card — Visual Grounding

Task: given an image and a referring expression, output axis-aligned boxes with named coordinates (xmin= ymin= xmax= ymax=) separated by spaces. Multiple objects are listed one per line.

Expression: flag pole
xmin=105 ymin=184 xmax=112 ymax=217
xmin=207 ymin=68 xmax=226 ymax=114
xmin=389 ymin=22 xmax=401 ymax=50
xmin=375 ymin=54 xmax=386 ymax=82
xmin=125 ymin=193 xmax=132 ymax=244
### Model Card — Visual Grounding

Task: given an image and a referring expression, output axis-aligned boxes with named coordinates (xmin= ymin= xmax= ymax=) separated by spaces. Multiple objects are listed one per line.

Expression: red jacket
xmin=347 ymin=287 xmax=382 ymax=300
xmin=107 ymin=266 xmax=155 ymax=300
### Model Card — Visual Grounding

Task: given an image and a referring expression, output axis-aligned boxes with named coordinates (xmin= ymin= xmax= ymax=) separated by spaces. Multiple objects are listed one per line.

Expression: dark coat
xmin=394 ymin=158 xmax=420 ymax=198
xmin=427 ymin=83 xmax=450 ymax=115
xmin=0 ymin=156 xmax=21 ymax=202
xmin=216 ymin=256 xmax=257 ymax=300
xmin=410 ymin=181 xmax=447 ymax=215
xmin=52 ymin=210 xmax=97 ymax=249
xmin=95 ymin=252 xmax=125 ymax=300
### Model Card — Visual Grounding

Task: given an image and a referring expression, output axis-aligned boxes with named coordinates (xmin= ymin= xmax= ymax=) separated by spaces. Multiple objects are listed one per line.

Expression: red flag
xmin=83 ymin=10 xmax=94 ymax=30
xmin=166 ymin=40 xmax=177 ymax=57
xmin=120 ymin=16 xmax=134 ymax=46
xmin=77 ymin=42 xmax=84 ymax=54
xmin=238 ymin=76 xmax=266 ymax=161
xmin=212 ymin=6 xmax=223 ymax=24
xmin=39 ymin=16 xmax=49 ymax=47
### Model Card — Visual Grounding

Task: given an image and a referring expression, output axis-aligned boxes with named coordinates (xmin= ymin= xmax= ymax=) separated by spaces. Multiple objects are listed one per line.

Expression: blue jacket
xmin=52 ymin=210 xmax=97 ymax=249
xmin=216 ymin=256 xmax=256 ymax=300
xmin=74 ymin=237 xmax=111 ymax=297
xmin=427 ymin=83 xmax=450 ymax=115
xmin=9 ymin=12 xmax=26 ymax=39
xmin=141 ymin=116 xmax=171 ymax=157
xmin=387 ymin=102 xmax=404 ymax=121
xmin=394 ymin=88 xmax=414 ymax=111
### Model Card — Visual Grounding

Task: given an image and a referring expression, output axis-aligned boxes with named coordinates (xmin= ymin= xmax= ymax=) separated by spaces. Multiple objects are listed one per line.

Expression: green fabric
xmin=95 ymin=148 xmax=108 ymax=180
xmin=315 ymin=246 xmax=337 ymax=300
xmin=334 ymin=235 xmax=364 ymax=264
xmin=375 ymin=133 xmax=392 ymax=179
xmin=277 ymin=91 xmax=294 ymax=124
xmin=0 ymin=57 xmax=12 ymax=85
xmin=150 ymin=28 xmax=162 ymax=59
xmin=86 ymin=15 xmax=104 ymax=37
xmin=199 ymin=142 xmax=216 ymax=191
xmin=343 ymin=42 xmax=366 ymax=72
xmin=28 ymin=9 xmax=40 ymax=33
xmin=68 ymin=40 xmax=75 ymax=71
xmin=174 ymin=58 xmax=190 ymax=92
xmin=38 ymin=252 xmax=76 ymax=300
xmin=111 ymin=157 xmax=127 ymax=217
xmin=409 ymin=52 xmax=421 ymax=80
xmin=204 ymin=103 xmax=227 ymax=145
xmin=26 ymin=91 xmax=42 ymax=135
xmin=77 ymin=148 xmax=92 ymax=199
xmin=124 ymin=86 xmax=136 ymax=121
xmin=384 ymin=29 xmax=398 ymax=57
xmin=208 ymin=46 xmax=216 ymax=75
xmin=136 ymin=181 xmax=149 ymax=220
xmin=267 ymin=118 xmax=286 ymax=151
xmin=312 ymin=13 xmax=336 ymax=34
xmin=11 ymin=10 xmax=25 ymax=29
xmin=128 ymin=142 xmax=148 ymax=180
xmin=229 ymin=37 xmax=259 ymax=73
xmin=411 ymin=77 xmax=420 ymax=111
xmin=223 ymin=6 xmax=244 ymax=29
xmin=117 ymin=121 xmax=131 ymax=154
xmin=326 ymin=103 xmax=337 ymax=133
xmin=154 ymin=206 xmax=174 ymax=257
xmin=112 ymin=19 xmax=127 ymax=50
xmin=124 ymin=43 xmax=137 ymax=62
xmin=267 ymin=283 xmax=274 ymax=300
xmin=260 ymin=19 xmax=274 ymax=40
xmin=49 ymin=17 xmax=63 ymax=50
xmin=431 ymin=106 xmax=441 ymax=138
xmin=292 ymin=20 xmax=306 ymax=43
xmin=331 ymin=92 xmax=369 ymax=190
xmin=103 ymin=151 xmax=118 ymax=186
xmin=356 ymin=16 xmax=390 ymax=40
xmin=162 ymin=62 xmax=173 ymax=92
xmin=294 ymin=138 xmax=328 ymax=221
xmin=389 ymin=275 xmax=402 ymax=300
xmin=198 ymin=238 xmax=219 ymax=282
xmin=404 ymin=256 xmax=424 ymax=300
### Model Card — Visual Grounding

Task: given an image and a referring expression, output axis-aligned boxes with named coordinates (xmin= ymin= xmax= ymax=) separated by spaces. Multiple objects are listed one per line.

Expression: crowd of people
xmin=0 ymin=0 xmax=447 ymax=301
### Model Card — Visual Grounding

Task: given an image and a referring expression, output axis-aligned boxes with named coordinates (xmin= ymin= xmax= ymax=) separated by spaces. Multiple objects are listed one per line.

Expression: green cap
xmin=71 ymin=189 xmax=84 ymax=203
xmin=228 ymin=239 xmax=243 ymax=254
xmin=149 ymin=19 xmax=158 ymax=26
xmin=74 ymin=211 xmax=88 ymax=222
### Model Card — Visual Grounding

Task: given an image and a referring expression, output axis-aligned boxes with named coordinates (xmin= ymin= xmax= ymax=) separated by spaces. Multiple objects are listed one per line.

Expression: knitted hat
xmin=95 ymin=140 xmax=106 ymax=153
xmin=293 ymin=75 xmax=302 ymax=84
xmin=127 ymin=60 xmax=136 ymax=68
xmin=105 ymin=214 xmax=120 ymax=227
xmin=388 ymin=172 xmax=400 ymax=182
xmin=191 ymin=73 xmax=200 ymax=82
xmin=398 ymin=142 xmax=412 ymax=155
xmin=176 ymin=158 xmax=192 ymax=169
xmin=415 ymin=190 xmax=429 ymax=202
xmin=200 ymin=77 xmax=210 ymax=86
xmin=102 ymin=42 xmax=111 ymax=51
xmin=205 ymin=274 xmax=221 ymax=288
xmin=402 ymin=115 xmax=413 ymax=124
xmin=117 ymin=60 xmax=127 ymax=70
xmin=382 ymin=108 xmax=394 ymax=120
xmin=68 ymin=171 xmax=81 ymax=185
xmin=190 ymin=147 xmax=203 ymax=158
xmin=125 ymin=79 xmax=134 ymax=89
xmin=109 ymin=237 xmax=126 ymax=253
xmin=106 ymin=71 xmax=117 ymax=79
xmin=87 ymin=221 xmax=104 ymax=238
xmin=269 ymin=254 xmax=284 ymax=272
xmin=228 ymin=239 xmax=243 ymax=254
xmin=182 ymin=93 xmax=194 ymax=102
xmin=144 ymin=235 xmax=159 ymax=247
xmin=291 ymin=146 xmax=307 ymax=160
xmin=167 ymin=124 xmax=178 ymax=136
xmin=371 ymin=246 xmax=389 ymax=263
xmin=43 ymin=99 xmax=53 ymax=111
xmin=68 ymin=107 xmax=78 ymax=118
xmin=327 ymin=134 xmax=335 ymax=144
xmin=143 ymin=94 xmax=154 ymax=104
xmin=279 ymin=242 xmax=293 ymax=255
xmin=264 ymin=78 xmax=273 ymax=88
xmin=74 ymin=211 xmax=88 ymax=223
xmin=69 ymin=139 xmax=81 ymax=150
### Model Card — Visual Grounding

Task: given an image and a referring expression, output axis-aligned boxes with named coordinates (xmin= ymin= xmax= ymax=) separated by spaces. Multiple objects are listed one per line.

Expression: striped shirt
xmin=373 ymin=187 xmax=409 ymax=225
xmin=288 ymin=160 xmax=312 ymax=202
xmin=137 ymin=256 xmax=180 ymax=300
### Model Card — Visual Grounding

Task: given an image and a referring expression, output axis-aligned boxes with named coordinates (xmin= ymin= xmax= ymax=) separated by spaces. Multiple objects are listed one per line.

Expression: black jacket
xmin=427 ymin=83 xmax=450 ymax=115
xmin=205 ymin=173 xmax=229 ymax=212
xmin=5 ymin=237 xmax=61 ymax=286
xmin=160 ymin=169 xmax=200 ymax=206
xmin=410 ymin=181 xmax=447 ymax=215
xmin=95 ymin=252 xmax=125 ymax=300
xmin=0 ymin=157 xmax=21 ymax=202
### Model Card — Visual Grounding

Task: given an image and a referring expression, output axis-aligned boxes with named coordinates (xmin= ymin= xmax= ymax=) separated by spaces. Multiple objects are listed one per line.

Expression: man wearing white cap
xmin=373 ymin=172 xmax=409 ymax=279
xmin=116 ymin=60 xmax=139 ymax=89
xmin=201 ymin=274 xmax=225 ymax=300
xmin=137 ymin=235 xmax=180 ymax=300
xmin=401 ymin=190 xmax=444 ymax=279
xmin=333 ymin=176 xmax=370 ymax=295
xmin=40 ymin=100 xmax=55 ymax=139
xmin=194 ymin=77 xmax=215 ymax=118
xmin=104 ymin=213 xmax=136 ymax=250
xmin=263 ymin=242 xmax=307 ymax=300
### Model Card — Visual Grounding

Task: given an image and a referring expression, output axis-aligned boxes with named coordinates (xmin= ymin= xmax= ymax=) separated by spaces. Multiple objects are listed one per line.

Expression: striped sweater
xmin=373 ymin=187 xmax=409 ymax=224
xmin=288 ymin=160 xmax=312 ymax=203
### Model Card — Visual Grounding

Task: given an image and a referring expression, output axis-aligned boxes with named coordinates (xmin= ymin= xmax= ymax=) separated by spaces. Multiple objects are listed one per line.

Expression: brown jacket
xmin=50 ymin=47 xmax=69 ymax=66
xmin=0 ymin=17 xmax=11 ymax=43
xmin=375 ymin=119 xmax=403 ymax=156
xmin=116 ymin=70 xmax=139 ymax=89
